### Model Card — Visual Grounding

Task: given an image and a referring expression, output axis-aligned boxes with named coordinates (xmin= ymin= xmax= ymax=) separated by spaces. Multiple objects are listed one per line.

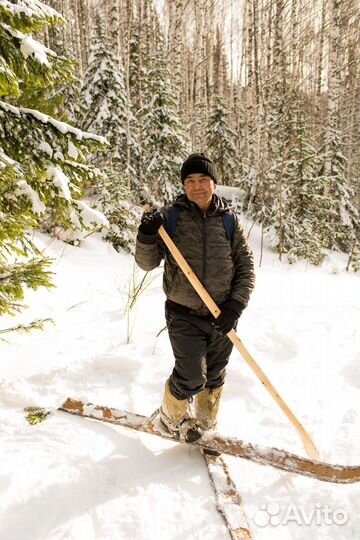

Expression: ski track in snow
xmin=0 ymin=229 xmax=359 ymax=540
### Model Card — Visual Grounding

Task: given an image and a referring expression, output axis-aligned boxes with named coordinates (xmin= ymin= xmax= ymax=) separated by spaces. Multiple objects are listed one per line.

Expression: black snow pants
xmin=165 ymin=301 xmax=235 ymax=400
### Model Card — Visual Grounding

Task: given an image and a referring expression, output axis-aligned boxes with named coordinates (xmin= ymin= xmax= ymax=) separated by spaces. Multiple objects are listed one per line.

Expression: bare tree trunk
xmin=192 ymin=0 xmax=207 ymax=149
xmin=77 ymin=0 xmax=90 ymax=72
xmin=252 ymin=0 xmax=260 ymax=107
xmin=73 ymin=0 xmax=83 ymax=75
xmin=317 ymin=0 xmax=326 ymax=97
xmin=125 ymin=0 xmax=133 ymax=179
xmin=167 ymin=0 xmax=184 ymax=112
xmin=46 ymin=0 xmax=65 ymax=54
xmin=324 ymin=0 xmax=341 ymax=177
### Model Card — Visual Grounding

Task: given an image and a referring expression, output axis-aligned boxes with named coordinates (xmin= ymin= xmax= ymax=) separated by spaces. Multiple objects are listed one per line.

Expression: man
xmin=135 ymin=153 xmax=255 ymax=443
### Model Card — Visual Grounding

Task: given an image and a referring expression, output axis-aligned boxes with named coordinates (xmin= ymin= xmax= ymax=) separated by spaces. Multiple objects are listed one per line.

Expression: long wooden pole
xmin=158 ymin=225 xmax=319 ymax=460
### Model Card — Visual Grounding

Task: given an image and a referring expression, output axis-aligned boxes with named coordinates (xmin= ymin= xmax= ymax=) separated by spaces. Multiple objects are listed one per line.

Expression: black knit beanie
xmin=180 ymin=153 xmax=218 ymax=184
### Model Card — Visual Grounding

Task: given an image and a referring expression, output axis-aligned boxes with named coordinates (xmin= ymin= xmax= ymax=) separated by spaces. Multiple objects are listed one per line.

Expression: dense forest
xmin=1 ymin=0 xmax=359 ymax=317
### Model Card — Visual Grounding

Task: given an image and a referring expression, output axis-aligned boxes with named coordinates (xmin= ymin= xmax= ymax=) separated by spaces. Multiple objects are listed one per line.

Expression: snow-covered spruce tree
xmin=0 ymin=0 xmax=108 ymax=316
xmin=272 ymin=107 xmax=334 ymax=265
xmin=138 ymin=50 xmax=190 ymax=204
xmin=206 ymin=95 xmax=240 ymax=186
xmin=231 ymin=87 xmax=259 ymax=216
xmin=78 ymin=20 xmax=139 ymax=252
xmin=320 ymin=129 xmax=358 ymax=253
xmin=97 ymin=170 xmax=140 ymax=253
xmin=128 ymin=0 xmax=163 ymax=112
xmin=43 ymin=0 xmax=82 ymax=123
xmin=79 ymin=20 xmax=138 ymax=174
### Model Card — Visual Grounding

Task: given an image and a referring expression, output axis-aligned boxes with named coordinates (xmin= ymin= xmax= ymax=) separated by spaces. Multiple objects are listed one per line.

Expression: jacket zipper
xmin=202 ymin=212 xmax=207 ymax=282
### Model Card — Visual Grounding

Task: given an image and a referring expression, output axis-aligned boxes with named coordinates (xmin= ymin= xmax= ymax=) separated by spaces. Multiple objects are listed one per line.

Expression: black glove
xmin=212 ymin=307 xmax=238 ymax=336
xmin=139 ymin=208 xmax=164 ymax=235
xmin=212 ymin=300 xmax=244 ymax=336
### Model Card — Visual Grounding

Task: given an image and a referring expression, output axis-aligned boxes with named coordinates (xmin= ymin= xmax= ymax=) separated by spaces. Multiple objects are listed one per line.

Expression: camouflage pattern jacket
xmin=135 ymin=194 xmax=255 ymax=316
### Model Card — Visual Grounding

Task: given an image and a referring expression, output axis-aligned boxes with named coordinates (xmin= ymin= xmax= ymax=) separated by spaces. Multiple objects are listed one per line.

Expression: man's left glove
xmin=139 ymin=208 xmax=164 ymax=235
xmin=211 ymin=300 xmax=244 ymax=336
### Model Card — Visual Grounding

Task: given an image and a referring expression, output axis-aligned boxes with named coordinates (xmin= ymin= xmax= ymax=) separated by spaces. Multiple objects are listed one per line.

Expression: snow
xmin=14 ymin=179 xmax=46 ymax=214
xmin=2 ymin=20 xmax=57 ymax=67
xmin=46 ymin=166 xmax=71 ymax=200
xmin=54 ymin=151 xmax=65 ymax=161
xmin=0 ymin=100 xmax=20 ymax=116
xmin=20 ymin=35 xmax=51 ymax=65
xmin=75 ymin=201 xmax=110 ymax=228
xmin=0 ymin=0 xmax=63 ymax=21
xmin=68 ymin=141 xmax=79 ymax=160
xmin=39 ymin=141 xmax=53 ymax=158
xmin=0 ymin=215 xmax=359 ymax=540
xmin=23 ymin=107 xmax=104 ymax=142
xmin=0 ymin=101 xmax=108 ymax=145
xmin=0 ymin=146 xmax=16 ymax=166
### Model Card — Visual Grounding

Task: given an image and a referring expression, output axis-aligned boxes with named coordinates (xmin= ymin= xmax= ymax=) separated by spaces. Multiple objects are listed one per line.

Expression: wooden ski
xmin=202 ymin=450 xmax=253 ymax=539
xmin=59 ymin=398 xmax=360 ymax=484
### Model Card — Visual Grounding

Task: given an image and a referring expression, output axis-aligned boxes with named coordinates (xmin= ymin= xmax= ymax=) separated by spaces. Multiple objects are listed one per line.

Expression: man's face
xmin=184 ymin=173 xmax=216 ymax=210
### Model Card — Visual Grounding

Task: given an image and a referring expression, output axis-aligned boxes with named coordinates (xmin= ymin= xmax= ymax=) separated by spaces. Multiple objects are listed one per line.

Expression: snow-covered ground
xmin=0 ymin=219 xmax=359 ymax=540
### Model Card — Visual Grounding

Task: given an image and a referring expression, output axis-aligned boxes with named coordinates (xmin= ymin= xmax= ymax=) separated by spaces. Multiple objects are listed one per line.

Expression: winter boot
xmin=160 ymin=380 xmax=203 ymax=443
xmin=195 ymin=386 xmax=224 ymax=456
xmin=195 ymin=386 xmax=224 ymax=431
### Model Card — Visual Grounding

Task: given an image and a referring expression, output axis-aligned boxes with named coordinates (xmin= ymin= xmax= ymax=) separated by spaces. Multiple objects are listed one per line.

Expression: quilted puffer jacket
xmin=135 ymin=194 xmax=255 ymax=316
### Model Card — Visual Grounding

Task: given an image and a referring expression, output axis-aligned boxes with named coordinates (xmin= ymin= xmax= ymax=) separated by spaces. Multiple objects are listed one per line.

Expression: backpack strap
xmin=166 ymin=205 xmax=180 ymax=237
xmin=166 ymin=205 xmax=235 ymax=242
xmin=222 ymin=212 xmax=236 ymax=242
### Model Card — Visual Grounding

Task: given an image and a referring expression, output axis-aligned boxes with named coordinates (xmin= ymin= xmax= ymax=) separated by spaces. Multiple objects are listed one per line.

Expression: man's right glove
xmin=139 ymin=208 xmax=164 ymax=235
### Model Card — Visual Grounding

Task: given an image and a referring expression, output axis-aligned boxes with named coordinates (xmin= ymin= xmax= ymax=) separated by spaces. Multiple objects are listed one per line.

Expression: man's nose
xmin=192 ymin=181 xmax=203 ymax=189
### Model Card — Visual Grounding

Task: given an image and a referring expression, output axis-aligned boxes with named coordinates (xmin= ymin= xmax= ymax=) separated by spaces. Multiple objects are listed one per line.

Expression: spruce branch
xmin=0 ymin=258 xmax=55 ymax=316
xmin=24 ymin=407 xmax=52 ymax=425
xmin=0 ymin=318 xmax=54 ymax=336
